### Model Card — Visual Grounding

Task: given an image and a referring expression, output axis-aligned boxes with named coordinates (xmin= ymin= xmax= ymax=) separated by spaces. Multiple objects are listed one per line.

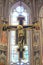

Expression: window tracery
xmin=9 ymin=5 xmax=31 ymax=65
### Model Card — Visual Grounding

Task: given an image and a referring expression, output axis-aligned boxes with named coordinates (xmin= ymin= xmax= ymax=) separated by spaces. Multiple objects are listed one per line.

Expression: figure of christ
xmin=17 ymin=25 xmax=25 ymax=46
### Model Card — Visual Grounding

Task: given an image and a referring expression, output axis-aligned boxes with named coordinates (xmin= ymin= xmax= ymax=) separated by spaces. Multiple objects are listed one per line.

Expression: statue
xmin=17 ymin=25 xmax=25 ymax=59
xmin=17 ymin=25 xmax=25 ymax=46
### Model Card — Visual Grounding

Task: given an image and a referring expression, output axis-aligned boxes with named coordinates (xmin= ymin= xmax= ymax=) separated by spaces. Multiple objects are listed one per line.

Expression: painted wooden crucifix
xmin=2 ymin=15 xmax=40 ymax=59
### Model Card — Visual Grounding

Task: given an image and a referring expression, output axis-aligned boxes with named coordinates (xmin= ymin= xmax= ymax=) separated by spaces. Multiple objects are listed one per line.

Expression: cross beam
xmin=2 ymin=15 xmax=40 ymax=31
xmin=2 ymin=23 xmax=40 ymax=31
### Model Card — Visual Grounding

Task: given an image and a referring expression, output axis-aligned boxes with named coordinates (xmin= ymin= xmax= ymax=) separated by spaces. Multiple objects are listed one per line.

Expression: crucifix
xmin=2 ymin=15 xmax=40 ymax=60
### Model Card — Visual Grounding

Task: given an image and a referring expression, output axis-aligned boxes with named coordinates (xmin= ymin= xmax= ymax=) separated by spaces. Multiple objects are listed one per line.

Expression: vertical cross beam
xmin=17 ymin=15 xmax=25 ymax=59
xmin=17 ymin=15 xmax=25 ymax=25
xmin=17 ymin=43 xmax=25 ymax=59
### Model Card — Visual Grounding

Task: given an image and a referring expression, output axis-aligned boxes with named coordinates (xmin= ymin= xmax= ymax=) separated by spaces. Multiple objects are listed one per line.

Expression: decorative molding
xmin=32 ymin=29 xmax=41 ymax=65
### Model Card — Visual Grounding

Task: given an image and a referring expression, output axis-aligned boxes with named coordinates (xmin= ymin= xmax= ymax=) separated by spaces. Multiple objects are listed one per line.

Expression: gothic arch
xmin=8 ymin=1 xmax=32 ymax=65
xmin=10 ymin=1 xmax=31 ymax=14
xmin=9 ymin=1 xmax=32 ymax=24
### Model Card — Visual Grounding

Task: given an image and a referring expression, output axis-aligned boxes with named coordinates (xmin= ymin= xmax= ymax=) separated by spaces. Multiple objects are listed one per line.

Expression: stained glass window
xmin=10 ymin=6 xmax=29 ymax=26
xmin=9 ymin=6 xmax=30 ymax=65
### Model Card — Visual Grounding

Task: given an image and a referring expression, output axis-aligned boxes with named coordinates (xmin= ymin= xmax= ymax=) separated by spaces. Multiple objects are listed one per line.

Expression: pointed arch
xmin=9 ymin=1 xmax=32 ymax=25
xmin=10 ymin=1 xmax=31 ymax=13
xmin=8 ymin=1 xmax=32 ymax=65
